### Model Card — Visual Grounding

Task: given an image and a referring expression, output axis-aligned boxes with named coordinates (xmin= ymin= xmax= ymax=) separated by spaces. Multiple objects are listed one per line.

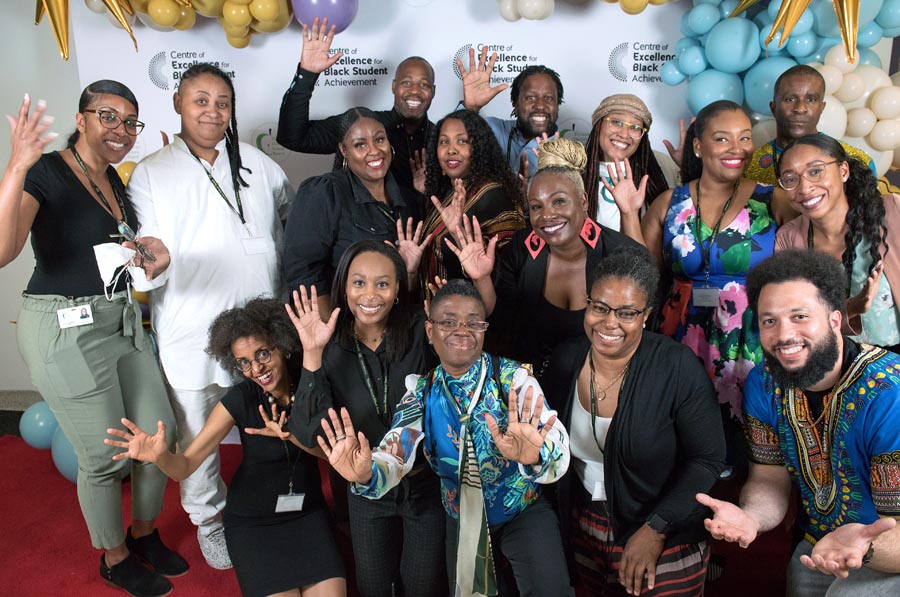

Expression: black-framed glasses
xmin=777 ymin=160 xmax=839 ymax=191
xmin=603 ymin=117 xmax=646 ymax=138
xmin=83 ymin=108 xmax=145 ymax=136
xmin=585 ymin=298 xmax=648 ymax=322
xmin=234 ymin=347 xmax=276 ymax=372
xmin=427 ymin=319 xmax=490 ymax=332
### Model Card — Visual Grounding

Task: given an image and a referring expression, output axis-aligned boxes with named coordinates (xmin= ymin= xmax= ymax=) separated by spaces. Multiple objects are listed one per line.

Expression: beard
xmin=763 ymin=329 xmax=840 ymax=390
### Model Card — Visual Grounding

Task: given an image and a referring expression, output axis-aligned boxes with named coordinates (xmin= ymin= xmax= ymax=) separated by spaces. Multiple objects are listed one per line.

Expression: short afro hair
xmin=587 ymin=248 xmax=659 ymax=307
xmin=429 ymin=279 xmax=486 ymax=315
xmin=746 ymin=249 xmax=849 ymax=314
xmin=206 ymin=297 xmax=301 ymax=369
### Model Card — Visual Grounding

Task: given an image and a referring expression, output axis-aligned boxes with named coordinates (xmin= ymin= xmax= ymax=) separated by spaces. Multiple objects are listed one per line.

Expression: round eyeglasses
xmin=83 ymin=108 xmax=145 ymax=136
xmin=777 ymin=160 xmax=839 ymax=191
xmin=234 ymin=347 xmax=275 ymax=372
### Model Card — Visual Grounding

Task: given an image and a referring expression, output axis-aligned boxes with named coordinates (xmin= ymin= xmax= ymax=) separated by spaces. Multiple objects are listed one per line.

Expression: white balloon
xmin=824 ymin=44 xmax=856 ymax=74
xmin=814 ymin=64 xmax=844 ymax=96
xmin=868 ymin=119 xmax=900 ymax=152
xmin=518 ymin=0 xmax=546 ymax=20
xmin=835 ymin=73 xmax=865 ymax=104
xmin=846 ymin=108 xmax=877 ymax=138
xmin=844 ymin=136 xmax=892 ymax=177
xmin=106 ymin=6 xmax=137 ymax=28
xmin=818 ymin=95 xmax=848 ymax=138
xmin=869 ymin=86 xmax=900 ymax=120
xmin=845 ymin=66 xmax=894 ymax=110
xmin=752 ymin=119 xmax=777 ymax=149
xmin=85 ymin=0 xmax=107 ymax=13
xmin=892 ymin=144 xmax=900 ymax=170
xmin=497 ymin=0 xmax=521 ymax=21
xmin=540 ymin=0 xmax=555 ymax=19
xmin=137 ymin=9 xmax=174 ymax=31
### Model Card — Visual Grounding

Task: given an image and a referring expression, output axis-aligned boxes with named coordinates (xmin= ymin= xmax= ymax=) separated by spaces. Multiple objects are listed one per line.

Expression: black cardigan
xmin=543 ymin=332 xmax=726 ymax=548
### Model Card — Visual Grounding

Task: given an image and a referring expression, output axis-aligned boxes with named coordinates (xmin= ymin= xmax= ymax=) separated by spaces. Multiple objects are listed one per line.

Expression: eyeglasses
xmin=427 ymin=319 xmax=490 ymax=332
xmin=83 ymin=108 xmax=145 ymax=136
xmin=777 ymin=160 xmax=839 ymax=191
xmin=234 ymin=347 xmax=276 ymax=372
xmin=585 ymin=298 xmax=648 ymax=322
xmin=603 ymin=117 xmax=646 ymax=138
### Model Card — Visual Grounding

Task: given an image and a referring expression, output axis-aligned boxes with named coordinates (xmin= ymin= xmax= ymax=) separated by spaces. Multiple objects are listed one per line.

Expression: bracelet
xmin=862 ymin=542 xmax=875 ymax=565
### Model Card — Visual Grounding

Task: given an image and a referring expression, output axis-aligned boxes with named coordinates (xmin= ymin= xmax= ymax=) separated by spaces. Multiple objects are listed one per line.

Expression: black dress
xmin=221 ymin=379 xmax=345 ymax=597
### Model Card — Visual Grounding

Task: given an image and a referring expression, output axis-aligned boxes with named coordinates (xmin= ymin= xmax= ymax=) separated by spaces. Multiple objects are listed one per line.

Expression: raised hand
xmin=299 ymin=17 xmax=344 ymax=74
xmin=285 ymin=285 xmax=339 ymax=353
xmin=410 ymin=148 xmax=426 ymax=195
xmin=847 ymin=261 xmax=884 ymax=319
xmin=696 ymin=493 xmax=759 ymax=548
xmin=484 ymin=386 xmax=556 ymax=466
xmin=392 ymin=217 xmax=433 ymax=275
xmin=430 ymin=177 xmax=467 ymax=240
xmin=800 ymin=518 xmax=897 ymax=577
xmin=6 ymin=94 xmax=57 ymax=175
xmin=105 ymin=418 xmax=169 ymax=463
xmin=662 ymin=117 xmax=695 ymax=167
xmin=244 ymin=404 xmax=293 ymax=441
xmin=601 ymin=159 xmax=649 ymax=216
xmin=317 ymin=407 xmax=374 ymax=484
xmin=619 ymin=524 xmax=666 ymax=595
xmin=457 ymin=46 xmax=509 ymax=112
xmin=445 ymin=215 xmax=497 ymax=282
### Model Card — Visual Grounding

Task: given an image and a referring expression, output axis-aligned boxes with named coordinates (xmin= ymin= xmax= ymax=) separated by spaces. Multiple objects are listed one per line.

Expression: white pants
xmin=167 ymin=383 xmax=229 ymax=533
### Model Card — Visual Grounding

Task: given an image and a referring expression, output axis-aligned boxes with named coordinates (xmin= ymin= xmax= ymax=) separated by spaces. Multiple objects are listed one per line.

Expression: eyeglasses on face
xmin=234 ymin=347 xmax=276 ymax=372
xmin=427 ymin=319 xmax=490 ymax=332
xmin=777 ymin=160 xmax=839 ymax=191
xmin=603 ymin=117 xmax=646 ymax=138
xmin=585 ymin=298 xmax=648 ymax=322
xmin=83 ymin=108 xmax=145 ymax=136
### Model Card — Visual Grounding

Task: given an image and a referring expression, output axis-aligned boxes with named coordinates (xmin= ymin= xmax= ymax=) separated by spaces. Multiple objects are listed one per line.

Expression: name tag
xmin=275 ymin=492 xmax=305 ymax=513
xmin=241 ymin=236 xmax=269 ymax=255
xmin=692 ymin=287 xmax=720 ymax=308
xmin=57 ymin=305 xmax=93 ymax=329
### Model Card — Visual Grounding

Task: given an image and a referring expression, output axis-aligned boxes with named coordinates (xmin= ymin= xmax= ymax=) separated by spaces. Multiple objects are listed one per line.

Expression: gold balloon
xmin=250 ymin=0 xmax=291 ymax=32
xmin=217 ymin=15 xmax=249 ymax=36
xmin=765 ymin=0 xmax=812 ymax=48
xmin=35 ymin=0 xmax=69 ymax=60
xmin=728 ymin=0 xmax=761 ymax=18
xmin=116 ymin=161 xmax=137 ymax=185
xmin=118 ymin=0 xmax=135 ymax=16
xmin=226 ymin=32 xmax=251 ymax=49
xmin=249 ymin=0 xmax=278 ymax=22
xmin=191 ymin=0 xmax=226 ymax=17
xmin=147 ymin=0 xmax=180 ymax=27
xmin=833 ymin=0 xmax=860 ymax=64
xmin=222 ymin=1 xmax=252 ymax=27
xmin=103 ymin=0 xmax=138 ymax=51
xmin=173 ymin=4 xmax=196 ymax=29
xmin=619 ymin=0 xmax=649 ymax=15
xmin=130 ymin=0 xmax=150 ymax=12
xmin=35 ymin=0 xmax=45 ymax=24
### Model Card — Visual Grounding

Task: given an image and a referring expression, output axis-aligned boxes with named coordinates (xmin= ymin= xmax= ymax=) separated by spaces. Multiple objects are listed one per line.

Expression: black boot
xmin=100 ymin=552 xmax=172 ymax=597
xmin=126 ymin=527 xmax=189 ymax=577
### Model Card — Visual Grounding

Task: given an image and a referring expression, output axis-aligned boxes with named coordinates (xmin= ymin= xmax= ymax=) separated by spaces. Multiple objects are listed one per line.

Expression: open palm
xmin=445 ymin=215 xmax=496 ymax=282
xmin=458 ymin=46 xmax=509 ymax=111
xmin=484 ymin=386 xmax=554 ymax=466
xmin=299 ymin=18 xmax=344 ymax=73
xmin=317 ymin=408 xmax=374 ymax=484
xmin=105 ymin=418 xmax=169 ymax=464
xmin=286 ymin=285 xmax=338 ymax=352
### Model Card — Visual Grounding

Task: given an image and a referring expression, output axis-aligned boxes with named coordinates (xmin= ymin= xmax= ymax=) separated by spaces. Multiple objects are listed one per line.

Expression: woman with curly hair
xmin=421 ymin=109 xmax=525 ymax=285
xmin=106 ymin=297 xmax=347 ymax=597
xmin=775 ymin=133 xmax=900 ymax=349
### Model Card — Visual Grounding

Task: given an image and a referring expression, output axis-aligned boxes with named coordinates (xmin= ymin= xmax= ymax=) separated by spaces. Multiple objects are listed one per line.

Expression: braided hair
xmin=179 ymin=63 xmax=251 ymax=193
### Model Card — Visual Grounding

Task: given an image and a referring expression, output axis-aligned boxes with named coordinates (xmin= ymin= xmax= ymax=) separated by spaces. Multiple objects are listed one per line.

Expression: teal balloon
xmin=676 ymin=37 xmax=701 ymax=56
xmin=759 ymin=25 xmax=788 ymax=55
xmin=51 ymin=427 xmax=78 ymax=484
xmin=884 ymin=25 xmax=900 ymax=38
xmin=679 ymin=46 xmax=708 ymax=76
xmin=743 ymin=57 xmax=797 ymax=114
xmin=812 ymin=0 xmax=840 ymax=37
xmin=681 ymin=13 xmax=699 ymax=38
xmin=719 ymin=0 xmax=739 ymax=19
xmin=705 ymin=18 xmax=760 ymax=73
xmin=878 ymin=0 xmax=900 ymax=29
xmin=787 ymin=31 xmax=818 ymax=58
xmin=766 ymin=0 xmax=783 ymax=19
xmin=790 ymin=7 xmax=814 ymax=35
xmin=860 ymin=1 xmax=886 ymax=27
xmin=19 ymin=401 xmax=59 ymax=450
xmin=688 ymin=4 xmax=721 ymax=36
xmin=857 ymin=48 xmax=883 ymax=69
xmin=687 ymin=70 xmax=744 ymax=115
xmin=753 ymin=11 xmax=773 ymax=29
xmin=692 ymin=0 xmax=722 ymax=4
xmin=806 ymin=37 xmax=840 ymax=64
xmin=858 ymin=22 xmax=884 ymax=48
xmin=661 ymin=60 xmax=687 ymax=86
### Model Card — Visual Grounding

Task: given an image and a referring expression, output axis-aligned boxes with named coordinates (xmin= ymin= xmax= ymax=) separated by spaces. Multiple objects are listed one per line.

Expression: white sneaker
xmin=197 ymin=525 xmax=232 ymax=570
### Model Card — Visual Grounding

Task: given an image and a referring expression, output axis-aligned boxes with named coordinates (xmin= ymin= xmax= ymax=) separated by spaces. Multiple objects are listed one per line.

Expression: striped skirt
xmin=573 ymin=491 xmax=708 ymax=596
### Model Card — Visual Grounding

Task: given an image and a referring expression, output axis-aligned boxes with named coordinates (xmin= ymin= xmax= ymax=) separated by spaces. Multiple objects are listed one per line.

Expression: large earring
xmin=391 ymin=146 xmax=396 ymax=158
xmin=579 ymin=218 xmax=601 ymax=249
xmin=394 ymin=297 xmax=399 ymax=305
xmin=342 ymin=157 xmax=348 ymax=170
xmin=525 ymin=230 xmax=546 ymax=260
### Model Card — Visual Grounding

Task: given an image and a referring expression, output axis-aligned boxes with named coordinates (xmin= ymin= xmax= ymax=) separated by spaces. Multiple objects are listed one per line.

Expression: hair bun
xmin=537 ymin=138 xmax=587 ymax=172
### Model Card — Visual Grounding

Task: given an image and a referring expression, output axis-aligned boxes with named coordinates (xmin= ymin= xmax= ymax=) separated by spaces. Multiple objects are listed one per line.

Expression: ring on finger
xmin=334 ymin=434 xmax=347 ymax=442
xmin=522 ymin=417 xmax=533 ymax=424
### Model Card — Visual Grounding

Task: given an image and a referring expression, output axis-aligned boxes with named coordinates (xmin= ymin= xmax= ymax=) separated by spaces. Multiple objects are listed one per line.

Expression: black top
xmin=277 ymin=67 xmax=433 ymax=191
xmin=491 ymin=224 xmax=643 ymax=379
xmin=220 ymin=377 xmax=325 ymax=525
xmin=23 ymin=151 xmax=135 ymax=297
xmin=290 ymin=310 xmax=437 ymax=448
xmin=543 ymin=332 xmax=725 ymax=549
xmin=282 ymin=169 xmax=423 ymax=293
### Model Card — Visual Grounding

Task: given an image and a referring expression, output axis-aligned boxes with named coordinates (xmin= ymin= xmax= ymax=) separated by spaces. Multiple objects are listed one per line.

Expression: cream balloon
xmin=752 ymin=118 xmax=777 ymax=149
xmin=249 ymin=0 xmax=279 ymax=21
xmin=147 ymin=0 xmax=181 ymax=27
xmin=620 ymin=0 xmax=651 ymax=14
xmin=222 ymin=1 xmax=253 ymax=27
xmin=869 ymin=86 xmax=900 ymax=121
xmin=824 ymin=44 xmax=856 ymax=74
xmin=106 ymin=6 xmax=137 ymax=28
xmin=845 ymin=108 xmax=877 ymax=138
xmin=517 ymin=0 xmax=547 ymax=20
xmin=845 ymin=66 xmax=894 ymax=111
xmin=835 ymin=73 xmax=865 ymax=104
xmin=813 ymin=64 xmax=844 ymax=96
xmin=540 ymin=0 xmax=555 ymax=19
xmin=843 ymin=136 xmax=892 ymax=177
xmin=136 ymin=9 xmax=174 ymax=31
xmin=868 ymin=119 xmax=900 ymax=152
xmin=192 ymin=0 xmax=227 ymax=18
xmin=85 ymin=0 xmax=107 ymax=14
xmin=497 ymin=0 xmax=521 ymax=21
xmin=817 ymin=95 xmax=848 ymax=138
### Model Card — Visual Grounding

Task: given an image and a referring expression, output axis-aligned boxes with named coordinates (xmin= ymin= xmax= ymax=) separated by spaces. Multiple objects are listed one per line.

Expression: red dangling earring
xmin=579 ymin=218 xmax=601 ymax=249
xmin=525 ymin=230 xmax=546 ymax=260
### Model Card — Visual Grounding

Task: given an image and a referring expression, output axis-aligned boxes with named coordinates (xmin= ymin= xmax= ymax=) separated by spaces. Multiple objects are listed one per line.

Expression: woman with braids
xmin=446 ymin=137 xmax=641 ymax=381
xmin=582 ymin=94 xmax=676 ymax=235
xmin=107 ymin=298 xmax=347 ymax=597
xmin=421 ymin=109 xmax=525 ymax=286
xmin=129 ymin=62 xmax=292 ymax=569
xmin=775 ymin=134 xmax=900 ymax=349
xmin=2 ymin=84 xmax=184 ymax=597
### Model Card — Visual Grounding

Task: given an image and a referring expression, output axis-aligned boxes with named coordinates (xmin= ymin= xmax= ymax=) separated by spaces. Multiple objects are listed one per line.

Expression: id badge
xmin=241 ymin=236 xmax=269 ymax=255
xmin=692 ymin=287 xmax=720 ymax=308
xmin=592 ymin=479 xmax=607 ymax=502
xmin=275 ymin=492 xmax=305 ymax=513
xmin=57 ymin=305 xmax=93 ymax=329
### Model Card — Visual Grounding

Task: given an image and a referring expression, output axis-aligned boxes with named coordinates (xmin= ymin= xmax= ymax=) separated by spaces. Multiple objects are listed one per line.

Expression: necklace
xmin=588 ymin=349 xmax=629 ymax=402
xmin=354 ymin=327 xmax=386 ymax=344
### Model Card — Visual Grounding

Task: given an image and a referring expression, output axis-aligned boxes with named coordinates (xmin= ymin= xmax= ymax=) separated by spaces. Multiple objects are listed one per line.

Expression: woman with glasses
xmin=285 ymin=239 xmax=447 ymax=597
xmin=543 ymin=249 xmax=725 ymax=596
xmin=106 ymin=298 xmax=347 ymax=597
xmin=775 ymin=134 xmax=900 ymax=349
xmin=312 ymin=278 xmax=572 ymax=597
xmin=1 ymin=84 xmax=185 ymax=596
xmin=582 ymin=94 xmax=676 ymax=236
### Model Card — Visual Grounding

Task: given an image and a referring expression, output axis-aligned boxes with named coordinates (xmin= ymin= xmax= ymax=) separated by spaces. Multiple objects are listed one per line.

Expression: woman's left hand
xmin=244 ymin=404 xmax=292 ymax=441
xmin=619 ymin=523 xmax=666 ymax=595
xmin=847 ymin=261 xmax=884 ymax=319
xmin=127 ymin=236 xmax=170 ymax=280
xmin=484 ymin=386 xmax=556 ymax=466
xmin=601 ymin=159 xmax=649 ymax=216
xmin=391 ymin=217 xmax=433 ymax=275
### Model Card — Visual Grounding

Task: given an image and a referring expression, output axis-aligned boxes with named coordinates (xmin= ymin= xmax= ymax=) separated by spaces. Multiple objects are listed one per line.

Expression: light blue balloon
xmin=688 ymin=4 xmax=721 ymax=36
xmin=681 ymin=12 xmax=699 ymax=38
xmin=706 ymin=18 xmax=761 ymax=73
xmin=719 ymin=0 xmax=739 ymax=19
xmin=767 ymin=0 xmax=783 ymax=20
xmin=692 ymin=0 xmax=722 ymax=4
xmin=878 ymin=0 xmax=900 ymax=29
xmin=787 ymin=31 xmax=818 ymax=58
xmin=687 ymin=70 xmax=744 ymax=115
xmin=812 ymin=0 xmax=840 ymax=38
xmin=51 ymin=427 xmax=78 ymax=483
xmin=857 ymin=21 xmax=884 ymax=48
xmin=743 ymin=56 xmax=798 ymax=114
xmin=753 ymin=11 xmax=774 ymax=30
xmin=884 ymin=25 xmax=900 ymax=38
xmin=790 ymin=7 xmax=814 ymax=35
xmin=759 ymin=24 xmax=788 ymax=55
xmin=805 ymin=37 xmax=840 ymax=63
xmin=661 ymin=60 xmax=687 ymax=86
xmin=676 ymin=37 xmax=701 ymax=56
xmin=19 ymin=401 xmax=59 ymax=450
xmin=857 ymin=48 xmax=883 ymax=69
xmin=860 ymin=0 xmax=886 ymax=27
xmin=679 ymin=46 xmax=709 ymax=76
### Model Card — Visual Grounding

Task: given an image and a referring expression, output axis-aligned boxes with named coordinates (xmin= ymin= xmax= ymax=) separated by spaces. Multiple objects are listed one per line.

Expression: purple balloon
xmin=292 ymin=0 xmax=359 ymax=34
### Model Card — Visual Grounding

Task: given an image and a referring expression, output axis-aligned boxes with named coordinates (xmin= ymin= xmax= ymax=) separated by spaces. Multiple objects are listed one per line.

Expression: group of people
xmin=1 ymin=15 xmax=899 ymax=597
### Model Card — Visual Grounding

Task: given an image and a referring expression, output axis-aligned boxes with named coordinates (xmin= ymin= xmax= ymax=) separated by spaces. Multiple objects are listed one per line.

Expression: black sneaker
xmin=100 ymin=552 xmax=172 ymax=597
xmin=126 ymin=527 xmax=189 ymax=578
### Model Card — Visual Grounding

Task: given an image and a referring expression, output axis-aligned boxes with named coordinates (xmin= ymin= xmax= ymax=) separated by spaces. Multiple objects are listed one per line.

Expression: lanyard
xmin=281 ymin=439 xmax=301 ymax=494
xmin=188 ymin=149 xmax=246 ymax=226
xmin=372 ymin=201 xmax=396 ymax=225
xmin=354 ymin=339 xmax=390 ymax=422
xmin=71 ymin=147 xmax=128 ymax=226
xmin=807 ymin=223 xmax=815 ymax=249
xmin=693 ymin=178 xmax=740 ymax=285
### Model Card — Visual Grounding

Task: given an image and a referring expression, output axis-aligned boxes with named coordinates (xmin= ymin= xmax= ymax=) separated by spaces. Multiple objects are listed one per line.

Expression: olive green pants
xmin=17 ymin=292 xmax=175 ymax=549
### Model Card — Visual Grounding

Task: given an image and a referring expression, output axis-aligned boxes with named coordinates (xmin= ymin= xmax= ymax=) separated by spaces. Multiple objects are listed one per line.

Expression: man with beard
xmin=745 ymin=65 xmax=875 ymax=185
xmin=277 ymin=17 xmax=435 ymax=192
xmin=456 ymin=47 xmax=562 ymax=178
xmin=696 ymin=250 xmax=900 ymax=596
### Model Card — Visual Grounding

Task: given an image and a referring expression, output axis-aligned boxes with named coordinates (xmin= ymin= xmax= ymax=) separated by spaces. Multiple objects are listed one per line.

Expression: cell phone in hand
xmin=117 ymin=221 xmax=157 ymax=263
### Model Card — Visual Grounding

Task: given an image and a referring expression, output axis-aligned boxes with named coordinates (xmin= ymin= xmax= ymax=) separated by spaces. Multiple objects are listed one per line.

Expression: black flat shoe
xmin=126 ymin=527 xmax=189 ymax=578
xmin=100 ymin=552 xmax=172 ymax=597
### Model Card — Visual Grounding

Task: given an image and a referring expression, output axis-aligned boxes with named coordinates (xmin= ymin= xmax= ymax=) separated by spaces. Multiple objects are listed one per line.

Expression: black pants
xmin=445 ymin=496 xmax=573 ymax=597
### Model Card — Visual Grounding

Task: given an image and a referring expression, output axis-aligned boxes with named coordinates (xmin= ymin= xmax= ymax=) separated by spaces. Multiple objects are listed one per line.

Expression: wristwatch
xmin=646 ymin=513 xmax=670 ymax=536
xmin=862 ymin=542 xmax=875 ymax=565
